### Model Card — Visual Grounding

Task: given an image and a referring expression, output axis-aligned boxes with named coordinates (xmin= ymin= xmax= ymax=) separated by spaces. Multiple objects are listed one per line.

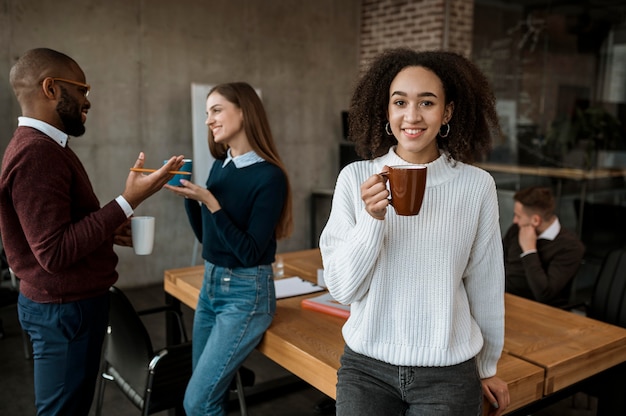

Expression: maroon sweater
xmin=0 ymin=127 xmax=127 ymax=303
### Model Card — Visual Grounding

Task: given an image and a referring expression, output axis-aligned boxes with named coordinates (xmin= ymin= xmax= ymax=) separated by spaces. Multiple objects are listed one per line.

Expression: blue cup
xmin=165 ymin=158 xmax=192 ymax=186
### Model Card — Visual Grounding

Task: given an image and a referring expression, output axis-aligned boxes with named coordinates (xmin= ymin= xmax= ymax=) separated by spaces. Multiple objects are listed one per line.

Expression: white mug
xmin=131 ymin=216 xmax=155 ymax=255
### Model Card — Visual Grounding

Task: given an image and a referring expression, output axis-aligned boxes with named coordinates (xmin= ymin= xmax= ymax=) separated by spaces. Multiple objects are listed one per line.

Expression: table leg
xmin=595 ymin=362 xmax=626 ymax=416
xmin=164 ymin=292 xmax=185 ymax=416
xmin=165 ymin=292 xmax=182 ymax=346
xmin=310 ymin=193 xmax=317 ymax=248
xmin=576 ymin=180 xmax=588 ymax=238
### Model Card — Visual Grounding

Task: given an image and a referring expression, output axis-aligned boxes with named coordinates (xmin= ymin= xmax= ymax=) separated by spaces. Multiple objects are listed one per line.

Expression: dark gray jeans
xmin=336 ymin=346 xmax=482 ymax=416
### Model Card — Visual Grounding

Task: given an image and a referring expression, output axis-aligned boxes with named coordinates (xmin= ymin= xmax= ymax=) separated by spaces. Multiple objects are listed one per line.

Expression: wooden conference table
xmin=474 ymin=162 xmax=626 ymax=182
xmin=164 ymin=249 xmax=626 ymax=415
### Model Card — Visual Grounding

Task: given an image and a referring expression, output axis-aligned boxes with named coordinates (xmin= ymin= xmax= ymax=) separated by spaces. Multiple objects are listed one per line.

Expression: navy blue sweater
xmin=184 ymin=159 xmax=287 ymax=268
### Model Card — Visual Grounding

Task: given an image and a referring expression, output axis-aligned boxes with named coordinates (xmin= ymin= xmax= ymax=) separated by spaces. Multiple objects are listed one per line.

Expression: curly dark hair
xmin=348 ymin=48 xmax=501 ymax=164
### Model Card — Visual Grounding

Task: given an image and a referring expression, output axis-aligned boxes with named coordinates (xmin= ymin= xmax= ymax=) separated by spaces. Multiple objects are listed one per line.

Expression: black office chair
xmin=95 ymin=286 xmax=250 ymax=416
xmin=0 ymin=246 xmax=16 ymax=340
xmin=94 ymin=285 xmax=193 ymax=415
xmin=585 ymin=247 xmax=626 ymax=327
xmin=567 ymin=247 xmax=626 ymax=414
xmin=0 ymin=283 xmax=18 ymax=340
xmin=0 ymin=246 xmax=32 ymax=360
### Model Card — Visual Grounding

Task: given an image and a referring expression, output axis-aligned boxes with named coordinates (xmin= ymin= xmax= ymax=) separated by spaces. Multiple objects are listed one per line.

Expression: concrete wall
xmin=0 ymin=0 xmax=362 ymax=287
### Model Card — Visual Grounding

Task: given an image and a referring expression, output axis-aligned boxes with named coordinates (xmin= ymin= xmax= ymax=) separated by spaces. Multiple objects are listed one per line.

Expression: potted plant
xmin=545 ymin=104 xmax=623 ymax=169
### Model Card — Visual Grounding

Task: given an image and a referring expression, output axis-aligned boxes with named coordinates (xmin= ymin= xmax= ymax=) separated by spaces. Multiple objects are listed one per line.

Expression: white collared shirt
xmin=537 ymin=217 xmax=561 ymax=241
xmin=18 ymin=116 xmax=69 ymax=147
xmin=222 ymin=148 xmax=265 ymax=168
xmin=17 ymin=117 xmax=133 ymax=217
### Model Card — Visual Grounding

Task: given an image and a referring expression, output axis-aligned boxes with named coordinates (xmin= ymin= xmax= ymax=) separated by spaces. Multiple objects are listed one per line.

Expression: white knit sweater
xmin=319 ymin=148 xmax=505 ymax=378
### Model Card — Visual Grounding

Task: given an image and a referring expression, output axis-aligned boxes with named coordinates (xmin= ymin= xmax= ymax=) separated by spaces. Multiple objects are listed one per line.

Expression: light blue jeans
xmin=336 ymin=346 xmax=482 ymax=416
xmin=183 ymin=262 xmax=275 ymax=416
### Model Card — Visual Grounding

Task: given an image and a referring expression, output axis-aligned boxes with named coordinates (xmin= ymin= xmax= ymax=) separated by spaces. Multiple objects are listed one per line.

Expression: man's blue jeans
xmin=18 ymin=292 xmax=109 ymax=416
xmin=336 ymin=346 xmax=482 ymax=416
xmin=184 ymin=262 xmax=275 ymax=416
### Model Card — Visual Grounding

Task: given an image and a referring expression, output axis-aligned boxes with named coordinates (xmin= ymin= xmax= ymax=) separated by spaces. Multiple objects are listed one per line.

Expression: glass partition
xmin=474 ymin=0 xmax=625 ymax=170
xmin=472 ymin=0 xmax=626 ymax=257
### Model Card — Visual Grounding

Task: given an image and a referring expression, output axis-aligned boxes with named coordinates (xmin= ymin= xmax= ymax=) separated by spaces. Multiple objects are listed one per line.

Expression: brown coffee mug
xmin=380 ymin=165 xmax=427 ymax=216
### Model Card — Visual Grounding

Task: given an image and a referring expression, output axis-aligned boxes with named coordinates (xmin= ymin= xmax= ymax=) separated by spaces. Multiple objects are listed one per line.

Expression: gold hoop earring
xmin=385 ymin=122 xmax=393 ymax=136
xmin=439 ymin=123 xmax=450 ymax=138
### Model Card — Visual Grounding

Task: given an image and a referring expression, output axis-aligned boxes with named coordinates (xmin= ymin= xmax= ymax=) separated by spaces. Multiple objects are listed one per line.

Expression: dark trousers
xmin=336 ymin=346 xmax=482 ymax=416
xmin=18 ymin=292 xmax=109 ymax=416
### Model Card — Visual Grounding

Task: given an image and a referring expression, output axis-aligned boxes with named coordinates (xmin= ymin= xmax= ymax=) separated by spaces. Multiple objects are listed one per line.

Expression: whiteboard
xmin=191 ymin=83 xmax=215 ymax=185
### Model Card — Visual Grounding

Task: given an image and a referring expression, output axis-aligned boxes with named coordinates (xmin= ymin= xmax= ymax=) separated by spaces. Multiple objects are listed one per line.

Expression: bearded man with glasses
xmin=0 ymin=48 xmax=185 ymax=415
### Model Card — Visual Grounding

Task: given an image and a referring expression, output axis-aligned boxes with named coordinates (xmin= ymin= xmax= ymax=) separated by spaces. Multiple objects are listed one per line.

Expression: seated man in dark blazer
xmin=503 ymin=186 xmax=585 ymax=306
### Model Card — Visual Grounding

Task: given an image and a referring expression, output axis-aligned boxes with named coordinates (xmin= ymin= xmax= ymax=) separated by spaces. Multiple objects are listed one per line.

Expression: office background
xmin=0 ymin=0 xmax=362 ymax=286
xmin=1 ymin=0 xmax=624 ymax=288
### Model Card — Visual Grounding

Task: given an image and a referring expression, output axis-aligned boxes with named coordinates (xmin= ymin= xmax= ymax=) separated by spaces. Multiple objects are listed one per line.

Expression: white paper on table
xmin=274 ymin=276 xmax=324 ymax=299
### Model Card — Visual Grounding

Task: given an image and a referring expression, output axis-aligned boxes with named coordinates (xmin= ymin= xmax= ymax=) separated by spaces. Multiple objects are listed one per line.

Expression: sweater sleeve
xmin=4 ymin=135 xmax=126 ymax=274
xmin=184 ymin=198 xmax=203 ymax=242
xmin=462 ymin=178 xmax=505 ymax=378
xmin=319 ymin=163 xmax=386 ymax=305
xmin=521 ymin=232 xmax=584 ymax=303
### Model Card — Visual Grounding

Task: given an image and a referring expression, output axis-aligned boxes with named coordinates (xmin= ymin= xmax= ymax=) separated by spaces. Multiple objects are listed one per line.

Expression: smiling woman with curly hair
xmin=349 ymin=48 xmax=500 ymax=163
xmin=320 ymin=48 xmax=510 ymax=416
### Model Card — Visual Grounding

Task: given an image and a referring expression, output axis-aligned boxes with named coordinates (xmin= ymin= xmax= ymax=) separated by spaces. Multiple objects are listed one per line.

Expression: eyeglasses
xmin=49 ymin=77 xmax=91 ymax=97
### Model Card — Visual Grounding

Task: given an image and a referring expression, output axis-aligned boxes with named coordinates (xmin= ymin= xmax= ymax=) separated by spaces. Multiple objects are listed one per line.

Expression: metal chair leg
xmin=21 ymin=328 xmax=31 ymax=360
xmin=235 ymin=370 xmax=248 ymax=416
